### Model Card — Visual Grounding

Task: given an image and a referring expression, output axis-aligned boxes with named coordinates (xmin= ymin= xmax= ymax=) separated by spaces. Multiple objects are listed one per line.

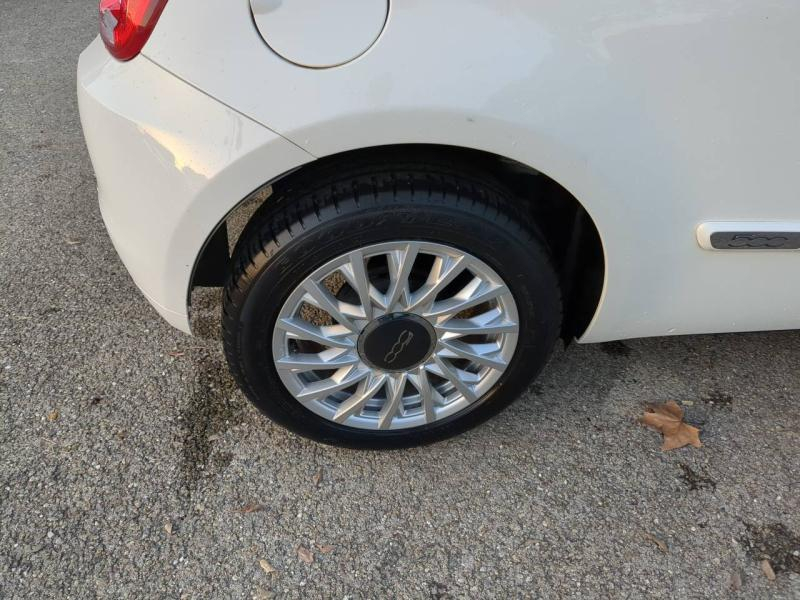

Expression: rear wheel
xmin=222 ymin=161 xmax=561 ymax=447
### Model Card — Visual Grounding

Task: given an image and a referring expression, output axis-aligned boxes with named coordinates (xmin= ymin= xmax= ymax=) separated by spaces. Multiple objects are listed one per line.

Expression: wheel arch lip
xmin=191 ymin=141 xmax=609 ymax=340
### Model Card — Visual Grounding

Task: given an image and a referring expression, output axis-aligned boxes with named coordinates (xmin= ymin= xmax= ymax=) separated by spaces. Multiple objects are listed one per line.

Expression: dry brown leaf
xmin=47 ymin=410 xmax=59 ymax=422
xmin=238 ymin=502 xmax=265 ymax=514
xmin=643 ymin=532 xmax=668 ymax=553
xmin=317 ymin=544 xmax=334 ymax=554
xmin=258 ymin=559 xmax=277 ymax=576
xmin=297 ymin=545 xmax=314 ymax=564
xmin=640 ymin=401 xmax=702 ymax=451
xmin=761 ymin=559 xmax=776 ymax=581
xmin=312 ymin=468 xmax=323 ymax=487
xmin=164 ymin=521 xmax=173 ymax=536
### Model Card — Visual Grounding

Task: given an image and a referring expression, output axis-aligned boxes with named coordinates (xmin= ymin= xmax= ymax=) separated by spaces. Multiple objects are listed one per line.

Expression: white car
xmin=78 ymin=0 xmax=800 ymax=447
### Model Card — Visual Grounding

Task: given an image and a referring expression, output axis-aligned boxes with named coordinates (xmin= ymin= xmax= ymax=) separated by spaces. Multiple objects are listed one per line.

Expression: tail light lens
xmin=99 ymin=0 xmax=168 ymax=61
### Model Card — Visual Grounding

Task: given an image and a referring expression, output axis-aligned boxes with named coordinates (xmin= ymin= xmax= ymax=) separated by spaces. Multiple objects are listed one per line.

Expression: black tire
xmin=222 ymin=156 xmax=561 ymax=448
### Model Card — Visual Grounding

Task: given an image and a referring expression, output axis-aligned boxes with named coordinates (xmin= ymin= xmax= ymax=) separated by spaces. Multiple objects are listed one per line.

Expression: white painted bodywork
xmin=78 ymin=0 xmax=800 ymax=340
xmin=77 ymin=38 xmax=313 ymax=331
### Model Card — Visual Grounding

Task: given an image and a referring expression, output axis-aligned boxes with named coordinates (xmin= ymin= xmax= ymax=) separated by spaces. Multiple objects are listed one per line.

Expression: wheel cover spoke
xmin=340 ymin=249 xmax=375 ymax=321
xmin=295 ymin=366 xmax=370 ymax=403
xmin=437 ymin=339 xmax=508 ymax=371
xmin=379 ymin=373 xmax=407 ymax=429
xmin=406 ymin=254 xmax=469 ymax=313
xmin=276 ymin=317 xmax=355 ymax=349
xmin=383 ymin=242 xmax=420 ymax=312
xmin=435 ymin=307 xmax=519 ymax=339
xmin=423 ymin=278 xmax=508 ymax=319
xmin=301 ymin=280 xmax=363 ymax=332
xmin=272 ymin=241 xmax=519 ymax=430
xmin=333 ymin=373 xmax=387 ymax=423
xmin=275 ymin=350 xmax=360 ymax=373
xmin=431 ymin=355 xmax=477 ymax=403
xmin=409 ymin=367 xmax=437 ymax=423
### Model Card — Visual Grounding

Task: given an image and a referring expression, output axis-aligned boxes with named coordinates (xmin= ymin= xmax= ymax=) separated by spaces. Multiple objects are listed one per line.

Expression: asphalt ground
xmin=1 ymin=1 xmax=799 ymax=598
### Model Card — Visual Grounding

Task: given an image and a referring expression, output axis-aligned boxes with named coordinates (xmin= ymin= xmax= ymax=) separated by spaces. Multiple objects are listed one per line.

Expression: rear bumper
xmin=77 ymin=38 xmax=313 ymax=332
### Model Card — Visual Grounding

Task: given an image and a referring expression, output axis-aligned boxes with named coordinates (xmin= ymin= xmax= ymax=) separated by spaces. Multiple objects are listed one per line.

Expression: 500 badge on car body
xmin=710 ymin=232 xmax=800 ymax=250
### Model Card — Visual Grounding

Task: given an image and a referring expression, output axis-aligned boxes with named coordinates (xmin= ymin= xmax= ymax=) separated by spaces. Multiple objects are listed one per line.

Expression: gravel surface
xmin=1 ymin=1 xmax=799 ymax=598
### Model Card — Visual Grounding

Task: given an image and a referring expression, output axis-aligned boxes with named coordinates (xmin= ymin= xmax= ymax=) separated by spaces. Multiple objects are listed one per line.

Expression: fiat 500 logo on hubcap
xmin=384 ymin=330 xmax=414 ymax=364
xmin=359 ymin=313 xmax=435 ymax=372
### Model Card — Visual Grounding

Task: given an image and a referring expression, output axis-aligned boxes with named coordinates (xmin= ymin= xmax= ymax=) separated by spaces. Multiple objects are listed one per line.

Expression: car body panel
xmin=82 ymin=0 xmax=800 ymax=340
xmin=77 ymin=37 xmax=314 ymax=331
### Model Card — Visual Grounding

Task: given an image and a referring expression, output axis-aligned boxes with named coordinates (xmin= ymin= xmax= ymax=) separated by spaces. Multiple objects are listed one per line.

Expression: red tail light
xmin=99 ymin=0 xmax=168 ymax=61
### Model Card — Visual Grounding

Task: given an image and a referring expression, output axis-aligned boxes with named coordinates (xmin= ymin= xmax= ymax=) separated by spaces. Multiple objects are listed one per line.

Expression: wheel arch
xmin=190 ymin=144 xmax=605 ymax=340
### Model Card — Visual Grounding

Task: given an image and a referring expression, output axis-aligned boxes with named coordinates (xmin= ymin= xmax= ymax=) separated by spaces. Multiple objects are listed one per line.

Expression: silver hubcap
xmin=272 ymin=241 xmax=519 ymax=430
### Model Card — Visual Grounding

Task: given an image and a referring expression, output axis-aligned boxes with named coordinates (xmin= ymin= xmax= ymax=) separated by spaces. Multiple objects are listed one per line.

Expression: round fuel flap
xmin=250 ymin=0 xmax=389 ymax=68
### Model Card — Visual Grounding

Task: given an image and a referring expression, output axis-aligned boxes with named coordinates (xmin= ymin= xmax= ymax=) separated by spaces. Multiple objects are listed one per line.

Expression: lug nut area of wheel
xmin=356 ymin=312 xmax=437 ymax=373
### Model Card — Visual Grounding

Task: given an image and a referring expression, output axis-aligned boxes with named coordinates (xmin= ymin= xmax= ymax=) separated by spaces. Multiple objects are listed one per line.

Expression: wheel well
xmin=191 ymin=144 xmax=604 ymax=340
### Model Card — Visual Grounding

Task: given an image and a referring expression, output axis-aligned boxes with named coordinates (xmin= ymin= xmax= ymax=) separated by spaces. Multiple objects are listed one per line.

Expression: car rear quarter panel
xmin=78 ymin=38 xmax=313 ymax=331
xmin=142 ymin=0 xmax=800 ymax=341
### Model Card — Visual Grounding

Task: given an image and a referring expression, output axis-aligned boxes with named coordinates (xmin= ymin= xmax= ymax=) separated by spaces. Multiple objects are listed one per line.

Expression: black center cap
xmin=358 ymin=313 xmax=436 ymax=372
